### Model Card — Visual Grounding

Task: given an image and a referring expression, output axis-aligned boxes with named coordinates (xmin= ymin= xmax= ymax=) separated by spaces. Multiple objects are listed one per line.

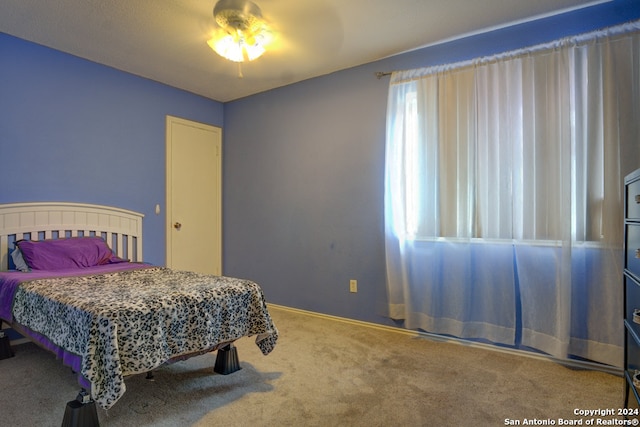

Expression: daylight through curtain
xmin=384 ymin=21 xmax=640 ymax=366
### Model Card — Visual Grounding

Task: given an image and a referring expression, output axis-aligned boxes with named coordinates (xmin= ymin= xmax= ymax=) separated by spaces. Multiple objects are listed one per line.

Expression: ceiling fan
xmin=207 ymin=0 xmax=272 ymax=70
xmin=205 ymin=0 xmax=343 ymax=80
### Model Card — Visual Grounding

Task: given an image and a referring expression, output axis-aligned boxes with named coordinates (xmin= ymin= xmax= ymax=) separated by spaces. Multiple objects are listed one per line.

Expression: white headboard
xmin=0 ymin=202 xmax=144 ymax=270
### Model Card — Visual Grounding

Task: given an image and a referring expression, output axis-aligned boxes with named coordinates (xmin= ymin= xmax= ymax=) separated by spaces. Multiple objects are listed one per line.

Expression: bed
xmin=0 ymin=202 xmax=278 ymax=413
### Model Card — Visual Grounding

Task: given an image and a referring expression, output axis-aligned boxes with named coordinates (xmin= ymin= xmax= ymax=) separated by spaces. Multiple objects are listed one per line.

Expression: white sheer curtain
xmin=384 ymin=21 xmax=640 ymax=366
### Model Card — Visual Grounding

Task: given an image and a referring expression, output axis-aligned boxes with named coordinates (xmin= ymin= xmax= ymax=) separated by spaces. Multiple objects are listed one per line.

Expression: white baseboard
xmin=267 ymin=304 xmax=623 ymax=377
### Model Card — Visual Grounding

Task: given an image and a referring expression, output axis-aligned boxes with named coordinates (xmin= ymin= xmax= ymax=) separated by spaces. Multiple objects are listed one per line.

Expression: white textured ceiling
xmin=0 ymin=0 xmax=608 ymax=102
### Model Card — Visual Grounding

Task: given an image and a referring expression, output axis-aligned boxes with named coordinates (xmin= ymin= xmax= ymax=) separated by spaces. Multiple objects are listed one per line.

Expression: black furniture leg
xmin=61 ymin=390 xmax=100 ymax=427
xmin=0 ymin=331 xmax=13 ymax=360
xmin=214 ymin=343 xmax=241 ymax=375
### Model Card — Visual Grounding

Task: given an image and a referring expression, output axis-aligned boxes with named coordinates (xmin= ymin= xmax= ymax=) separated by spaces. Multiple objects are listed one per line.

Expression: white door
xmin=166 ymin=115 xmax=222 ymax=275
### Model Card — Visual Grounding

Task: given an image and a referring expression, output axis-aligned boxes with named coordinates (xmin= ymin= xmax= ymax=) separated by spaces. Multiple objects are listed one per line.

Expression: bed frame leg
xmin=214 ymin=343 xmax=241 ymax=375
xmin=61 ymin=390 xmax=100 ymax=427
xmin=0 ymin=331 xmax=13 ymax=360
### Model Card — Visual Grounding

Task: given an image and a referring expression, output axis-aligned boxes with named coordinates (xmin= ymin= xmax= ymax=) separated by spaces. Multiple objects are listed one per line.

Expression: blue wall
xmin=222 ymin=0 xmax=640 ymax=326
xmin=2 ymin=0 xmax=640 ymax=329
xmin=0 ymin=34 xmax=224 ymax=266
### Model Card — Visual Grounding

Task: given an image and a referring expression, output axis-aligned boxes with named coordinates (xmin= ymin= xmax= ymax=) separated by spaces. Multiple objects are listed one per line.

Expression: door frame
xmin=165 ymin=115 xmax=222 ymax=272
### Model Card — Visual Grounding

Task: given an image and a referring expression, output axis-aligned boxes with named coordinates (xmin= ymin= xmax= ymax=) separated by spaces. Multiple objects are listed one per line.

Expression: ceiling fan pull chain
xmin=238 ymin=62 xmax=243 ymax=79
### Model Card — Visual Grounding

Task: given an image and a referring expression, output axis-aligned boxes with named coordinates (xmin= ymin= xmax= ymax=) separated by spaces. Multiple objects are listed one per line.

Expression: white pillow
xmin=11 ymin=247 xmax=30 ymax=272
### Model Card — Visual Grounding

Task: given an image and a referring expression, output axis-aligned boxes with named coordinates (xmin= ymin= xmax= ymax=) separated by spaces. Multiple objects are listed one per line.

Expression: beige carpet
xmin=0 ymin=306 xmax=627 ymax=426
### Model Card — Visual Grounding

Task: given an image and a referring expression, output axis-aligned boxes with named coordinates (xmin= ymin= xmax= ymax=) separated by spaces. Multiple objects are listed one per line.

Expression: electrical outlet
xmin=350 ymin=279 xmax=357 ymax=293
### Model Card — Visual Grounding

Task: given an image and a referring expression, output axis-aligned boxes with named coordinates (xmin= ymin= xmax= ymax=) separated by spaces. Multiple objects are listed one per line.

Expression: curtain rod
xmin=375 ymin=71 xmax=392 ymax=79
xmin=375 ymin=20 xmax=640 ymax=83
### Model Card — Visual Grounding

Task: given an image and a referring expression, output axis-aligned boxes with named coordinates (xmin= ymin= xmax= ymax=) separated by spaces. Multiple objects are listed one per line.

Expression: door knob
xmin=174 ymin=222 xmax=182 ymax=230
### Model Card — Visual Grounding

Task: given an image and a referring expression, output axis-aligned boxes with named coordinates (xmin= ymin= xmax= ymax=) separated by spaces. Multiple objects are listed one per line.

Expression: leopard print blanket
xmin=11 ymin=267 xmax=278 ymax=409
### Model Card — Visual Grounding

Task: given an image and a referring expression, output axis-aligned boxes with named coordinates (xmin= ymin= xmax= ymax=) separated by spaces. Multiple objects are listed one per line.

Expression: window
xmin=384 ymin=21 xmax=640 ymax=366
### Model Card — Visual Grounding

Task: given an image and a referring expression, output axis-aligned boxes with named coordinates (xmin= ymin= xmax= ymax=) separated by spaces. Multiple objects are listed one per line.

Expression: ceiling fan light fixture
xmin=209 ymin=0 xmax=269 ymax=63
